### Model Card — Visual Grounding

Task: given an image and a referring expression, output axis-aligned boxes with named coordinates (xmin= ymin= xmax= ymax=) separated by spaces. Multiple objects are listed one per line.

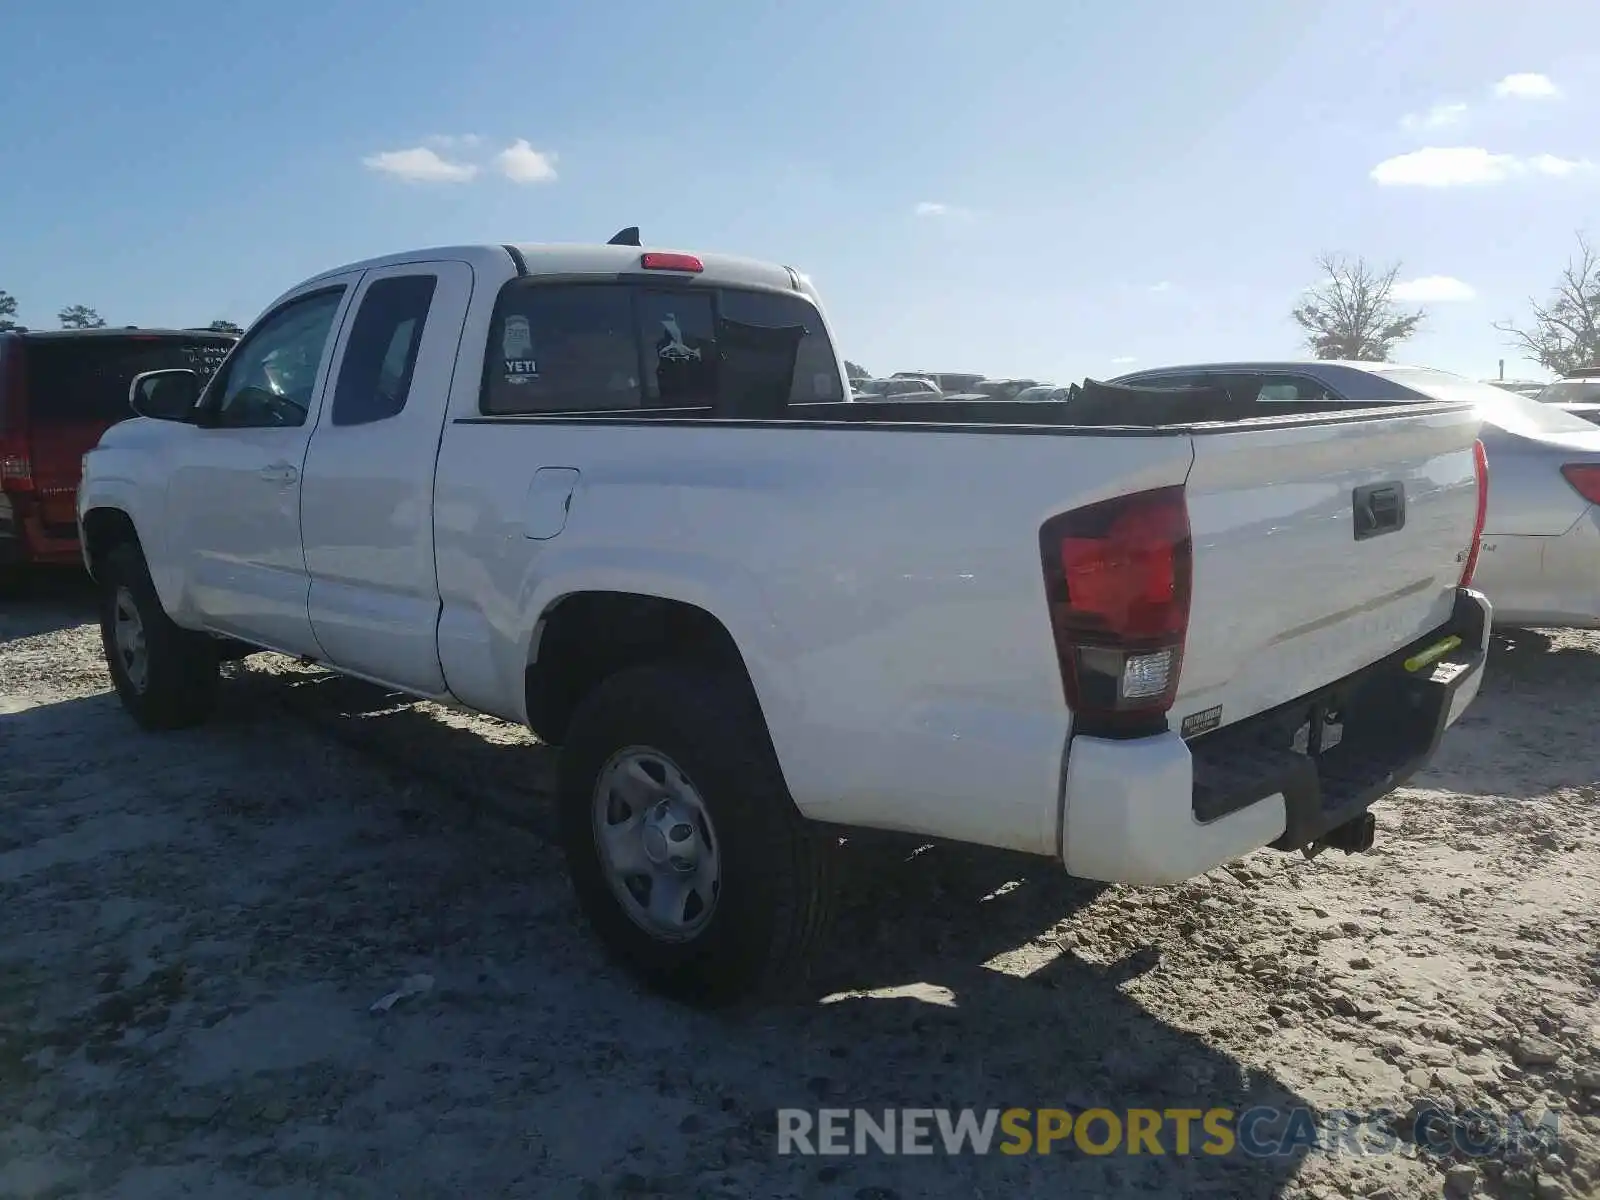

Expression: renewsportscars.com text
xmin=776 ymin=1106 xmax=1562 ymax=1159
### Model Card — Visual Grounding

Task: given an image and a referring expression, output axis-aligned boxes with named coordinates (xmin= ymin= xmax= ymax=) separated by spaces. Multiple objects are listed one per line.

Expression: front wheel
xmin=99 ymin=544 xmax=219 ymax=730
xmin=556 ymin=662 xmax=835 ymax=1007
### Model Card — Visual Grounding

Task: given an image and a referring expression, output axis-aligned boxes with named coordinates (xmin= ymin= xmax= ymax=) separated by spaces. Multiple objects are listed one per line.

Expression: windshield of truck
xmin=1536 ymin=378 xmax=1600 ymax=405
xmin=1373 ymin=366 xmax=1600 ymax=436
xmin=24 ymin=333 xmax=235 ymax=426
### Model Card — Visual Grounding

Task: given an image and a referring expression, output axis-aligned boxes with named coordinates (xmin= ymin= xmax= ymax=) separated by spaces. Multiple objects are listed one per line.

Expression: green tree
xmin=1291 ymin=253 xmax=1424 ymax=361
xmin=58 ymin=304 xmax=106 ymax=329
xmin=844 ymin=359 xmax=870 ymax=380
xmin=1493 ymin=232 xmax=1600 ymax=375
xmin=0 ymin=289 xmax=18 ymax=332
xmin=206 ymin=319 xmax=244 ymax=335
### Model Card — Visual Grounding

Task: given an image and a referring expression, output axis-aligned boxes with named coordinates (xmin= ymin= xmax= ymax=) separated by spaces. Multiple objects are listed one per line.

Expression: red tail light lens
xmin=1459 ymin=439 xmax=1490 ymax=587
xmin=1039 ymin=485 xmax=1192 ymax=733
xmin=640 ymin=252 xmax=703 ymax=273
xmin=1560 ymin=462 xmax=1600 ymax=507
xmin=0 ymin=339 xmax=28 ymax=491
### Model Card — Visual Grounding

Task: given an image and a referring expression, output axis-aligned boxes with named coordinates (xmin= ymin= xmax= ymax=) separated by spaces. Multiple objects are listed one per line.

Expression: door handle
xmin=1352 ymin=482 xmax=1405 ymax=540
xmin=259 ymin=463 xmax=299 ymax=485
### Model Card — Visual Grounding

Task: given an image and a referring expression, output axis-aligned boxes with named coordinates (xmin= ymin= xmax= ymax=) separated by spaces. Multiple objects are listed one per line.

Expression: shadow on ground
xmin=123 ymin=659 xmax=1323 ymax=1197
xmin=0 ymin=566 xmax=97 ymax=644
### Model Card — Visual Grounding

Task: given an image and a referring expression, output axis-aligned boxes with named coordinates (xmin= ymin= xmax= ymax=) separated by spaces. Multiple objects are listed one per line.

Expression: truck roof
xmin=302 ymin=243 xmax=806 ymax=296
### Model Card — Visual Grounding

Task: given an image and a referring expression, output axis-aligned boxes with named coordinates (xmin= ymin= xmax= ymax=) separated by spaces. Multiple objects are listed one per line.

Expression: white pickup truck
xmin=79 ymin=239 xmax=1492 ymax=1005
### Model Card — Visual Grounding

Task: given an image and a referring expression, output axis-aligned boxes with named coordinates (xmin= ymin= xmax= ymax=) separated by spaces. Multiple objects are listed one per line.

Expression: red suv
xmin=0 ymin=328 xmax=236 ymax=579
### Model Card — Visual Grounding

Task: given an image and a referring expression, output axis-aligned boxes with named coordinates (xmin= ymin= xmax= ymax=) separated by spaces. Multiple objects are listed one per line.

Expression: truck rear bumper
xmin=0 ymin=491 xmax=82 ymax=567
xmin=1060 ymin=588 xmax=1490 ymax=885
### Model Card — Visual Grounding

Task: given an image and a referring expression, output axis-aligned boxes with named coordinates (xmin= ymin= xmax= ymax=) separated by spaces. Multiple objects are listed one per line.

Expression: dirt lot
xmin=2 ymin=573 xmax=1597 ymax=1200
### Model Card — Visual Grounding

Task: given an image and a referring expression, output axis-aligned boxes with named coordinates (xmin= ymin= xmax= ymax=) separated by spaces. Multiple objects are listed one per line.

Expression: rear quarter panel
xmin=433 ymin=420 xmax=1196 ymax=856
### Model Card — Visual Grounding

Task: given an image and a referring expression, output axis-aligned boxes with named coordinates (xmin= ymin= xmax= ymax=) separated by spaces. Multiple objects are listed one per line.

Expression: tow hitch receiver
xmin=1302 ymin=811 xmax=1377 ymax=860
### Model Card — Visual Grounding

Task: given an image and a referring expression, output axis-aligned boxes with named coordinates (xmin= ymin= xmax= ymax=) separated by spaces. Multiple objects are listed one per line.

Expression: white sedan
xmin=1110 ymin=360 xmax=1600 ymax=629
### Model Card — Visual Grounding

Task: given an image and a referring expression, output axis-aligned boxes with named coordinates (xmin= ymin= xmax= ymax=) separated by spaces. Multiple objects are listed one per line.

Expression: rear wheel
xmin=556 ymin=662 xmax=835 ymax=1007
xmin=99 ymin=543 xmax=219 ymax=730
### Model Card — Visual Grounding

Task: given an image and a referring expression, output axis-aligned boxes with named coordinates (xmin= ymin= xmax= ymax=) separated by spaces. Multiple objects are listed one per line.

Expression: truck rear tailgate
xmin=1174 ymin=405 xmax=1482 ymax=737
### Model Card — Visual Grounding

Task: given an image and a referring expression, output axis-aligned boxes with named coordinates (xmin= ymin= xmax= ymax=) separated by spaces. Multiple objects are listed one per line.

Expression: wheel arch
xmin=80 ymin=506 xmax=143 ymax=581
xmin=523 ymin=590 xmax=780 ymax=756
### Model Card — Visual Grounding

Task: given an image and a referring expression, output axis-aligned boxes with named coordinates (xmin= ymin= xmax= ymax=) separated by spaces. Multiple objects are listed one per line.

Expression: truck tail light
xmin=640 ymin=252 xmax=703 ymax=273
xmin=1460 ymin=439 xmax=1489 ymax=587
xmin=0 ymin=340 xmax=29 ymax=492
xmin=1039 ymin=485 xmax=1192 ymax=734
xmin=0 ymin=452 xmax=31 ymax=489
xmin=1559 ymin=461 xmax=1600 ymax=506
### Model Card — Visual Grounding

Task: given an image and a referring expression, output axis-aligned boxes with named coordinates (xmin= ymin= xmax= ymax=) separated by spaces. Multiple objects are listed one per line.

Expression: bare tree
xmin=206 ymin=319 xmax=244 ymax=335
xmin=1493 ymin=233 xmax=1600 ymax=375
xmin=1291 ymin=254 xmax=1424 ymax=361
xmin=58 ymin=304 xmax=106 ymax=330
xmin=0 ymin=289 xmax=18 ymax=331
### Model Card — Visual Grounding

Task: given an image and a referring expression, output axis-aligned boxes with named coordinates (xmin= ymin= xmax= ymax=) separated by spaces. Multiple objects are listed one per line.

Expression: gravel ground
xmin=1 ymin=571 xmax=1597 ymax=1199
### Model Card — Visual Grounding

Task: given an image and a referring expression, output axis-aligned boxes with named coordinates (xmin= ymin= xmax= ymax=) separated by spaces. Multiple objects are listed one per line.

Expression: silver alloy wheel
xmin=592 ymin=746 xmax=721 ymax=942
xmin=112 ymin=586 xmax=149 ymax=693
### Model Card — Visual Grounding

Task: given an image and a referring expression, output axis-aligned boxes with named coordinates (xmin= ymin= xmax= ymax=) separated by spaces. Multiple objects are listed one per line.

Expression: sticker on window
xmin=657 ymin=314 xmax=702 ymax=362
xmin=502 ymin=314 xmax=537 ymax=384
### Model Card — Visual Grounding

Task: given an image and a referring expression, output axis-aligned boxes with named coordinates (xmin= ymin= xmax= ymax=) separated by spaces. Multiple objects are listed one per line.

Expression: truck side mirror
xmin=129 ymin=369 xmax=202 ymax=422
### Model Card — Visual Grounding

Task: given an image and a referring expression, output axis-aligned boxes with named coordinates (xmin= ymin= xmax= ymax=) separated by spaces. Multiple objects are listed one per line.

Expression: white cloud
xmin=1148 ymin=281 xmax=1175 ymax=293
xmin=1370 ymin=146 xmax=1594 ymax=186
xmin=915 ymin=201 xmax=952 ymax=216
xmin=495 ymin=139 xmax=558 ymax=184
xmin=1110 ymin=356 xmax=1138 ymax=365
xmin=1400 ymin=102 xmax=1469 ymax=133
xmin=362 ymin=146 xmax=478 ymax=184
xmin=1391 ymin=275 xmax=1477 ymax=303
xmin=1527 ymin=153 xmax=1593 ymax=177
xmin=1494 ymin=72 xmax=1559 ymax=99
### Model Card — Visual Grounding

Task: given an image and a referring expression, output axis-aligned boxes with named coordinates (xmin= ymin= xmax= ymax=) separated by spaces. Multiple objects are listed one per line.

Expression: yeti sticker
xmin=657 ymin=314 xmax=701 ymax=362
xmin=502 ymin=315 xmax=537 ymax=383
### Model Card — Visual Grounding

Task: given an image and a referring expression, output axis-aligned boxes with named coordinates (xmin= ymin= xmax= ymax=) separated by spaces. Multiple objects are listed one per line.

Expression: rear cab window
xmin=480 ymin=280 xmax=843 ymax=416
xmin=331 ymin=274 xmax=439 ymax=426
xmin=21 ymin=333 xmax=235 ymax=427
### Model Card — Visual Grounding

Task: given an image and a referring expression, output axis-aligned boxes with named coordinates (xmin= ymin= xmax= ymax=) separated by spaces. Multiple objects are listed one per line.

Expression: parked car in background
xmin=856 ymin=377 xmax=941 ymax=399
xmin=896 ymin=371 xmax=985 ymax=394
xmin=1012 ymin=384 xmax=1073 ymax=403
xmin=0 ymin=327 xmax=236 ymax=581
xmin=79 ymin=240 xmax=1488 ymax=1005
xmin=1483 ymin=379 xmax=1549 ymax=399
xmin=972 ymin=378 xmax=1042 ymax=400
xmin=1532 ymin=367 xmax=1600 ymax=425
xmin=1111 ymin=359 xmax=1600 ymax=629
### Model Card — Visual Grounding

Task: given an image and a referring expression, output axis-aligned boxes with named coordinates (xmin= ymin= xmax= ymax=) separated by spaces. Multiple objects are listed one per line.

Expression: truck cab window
xmin=332 ymin=274 xmax=439 ymax=426
xmin=208 ymin=289 xmax=345 ymax=429
xmin=636 ymin=290 xmax=717 ymax=408
xmin=481 ymin=284 xmax=641 ymax=415
xmin=717 ymin=289 xmax=843 ymax=404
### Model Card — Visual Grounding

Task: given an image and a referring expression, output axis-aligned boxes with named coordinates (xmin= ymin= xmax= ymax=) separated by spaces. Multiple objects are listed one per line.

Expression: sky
xmin=1 ymin=0 xmax=1596 ymax=384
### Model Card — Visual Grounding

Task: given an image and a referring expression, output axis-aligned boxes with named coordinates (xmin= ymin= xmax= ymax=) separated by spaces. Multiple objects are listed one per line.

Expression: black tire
xmin=99 ymin=543 xmax=219 ymax=730
xmin=556 ymin=661 xmax=835 ymax=1008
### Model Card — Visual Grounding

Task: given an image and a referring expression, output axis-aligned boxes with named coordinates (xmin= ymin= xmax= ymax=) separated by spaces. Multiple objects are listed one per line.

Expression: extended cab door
xmin=300 ymin=260 xmax=473 ymax=694
xmin=166 ymin=280 xmax=358 ymax=654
